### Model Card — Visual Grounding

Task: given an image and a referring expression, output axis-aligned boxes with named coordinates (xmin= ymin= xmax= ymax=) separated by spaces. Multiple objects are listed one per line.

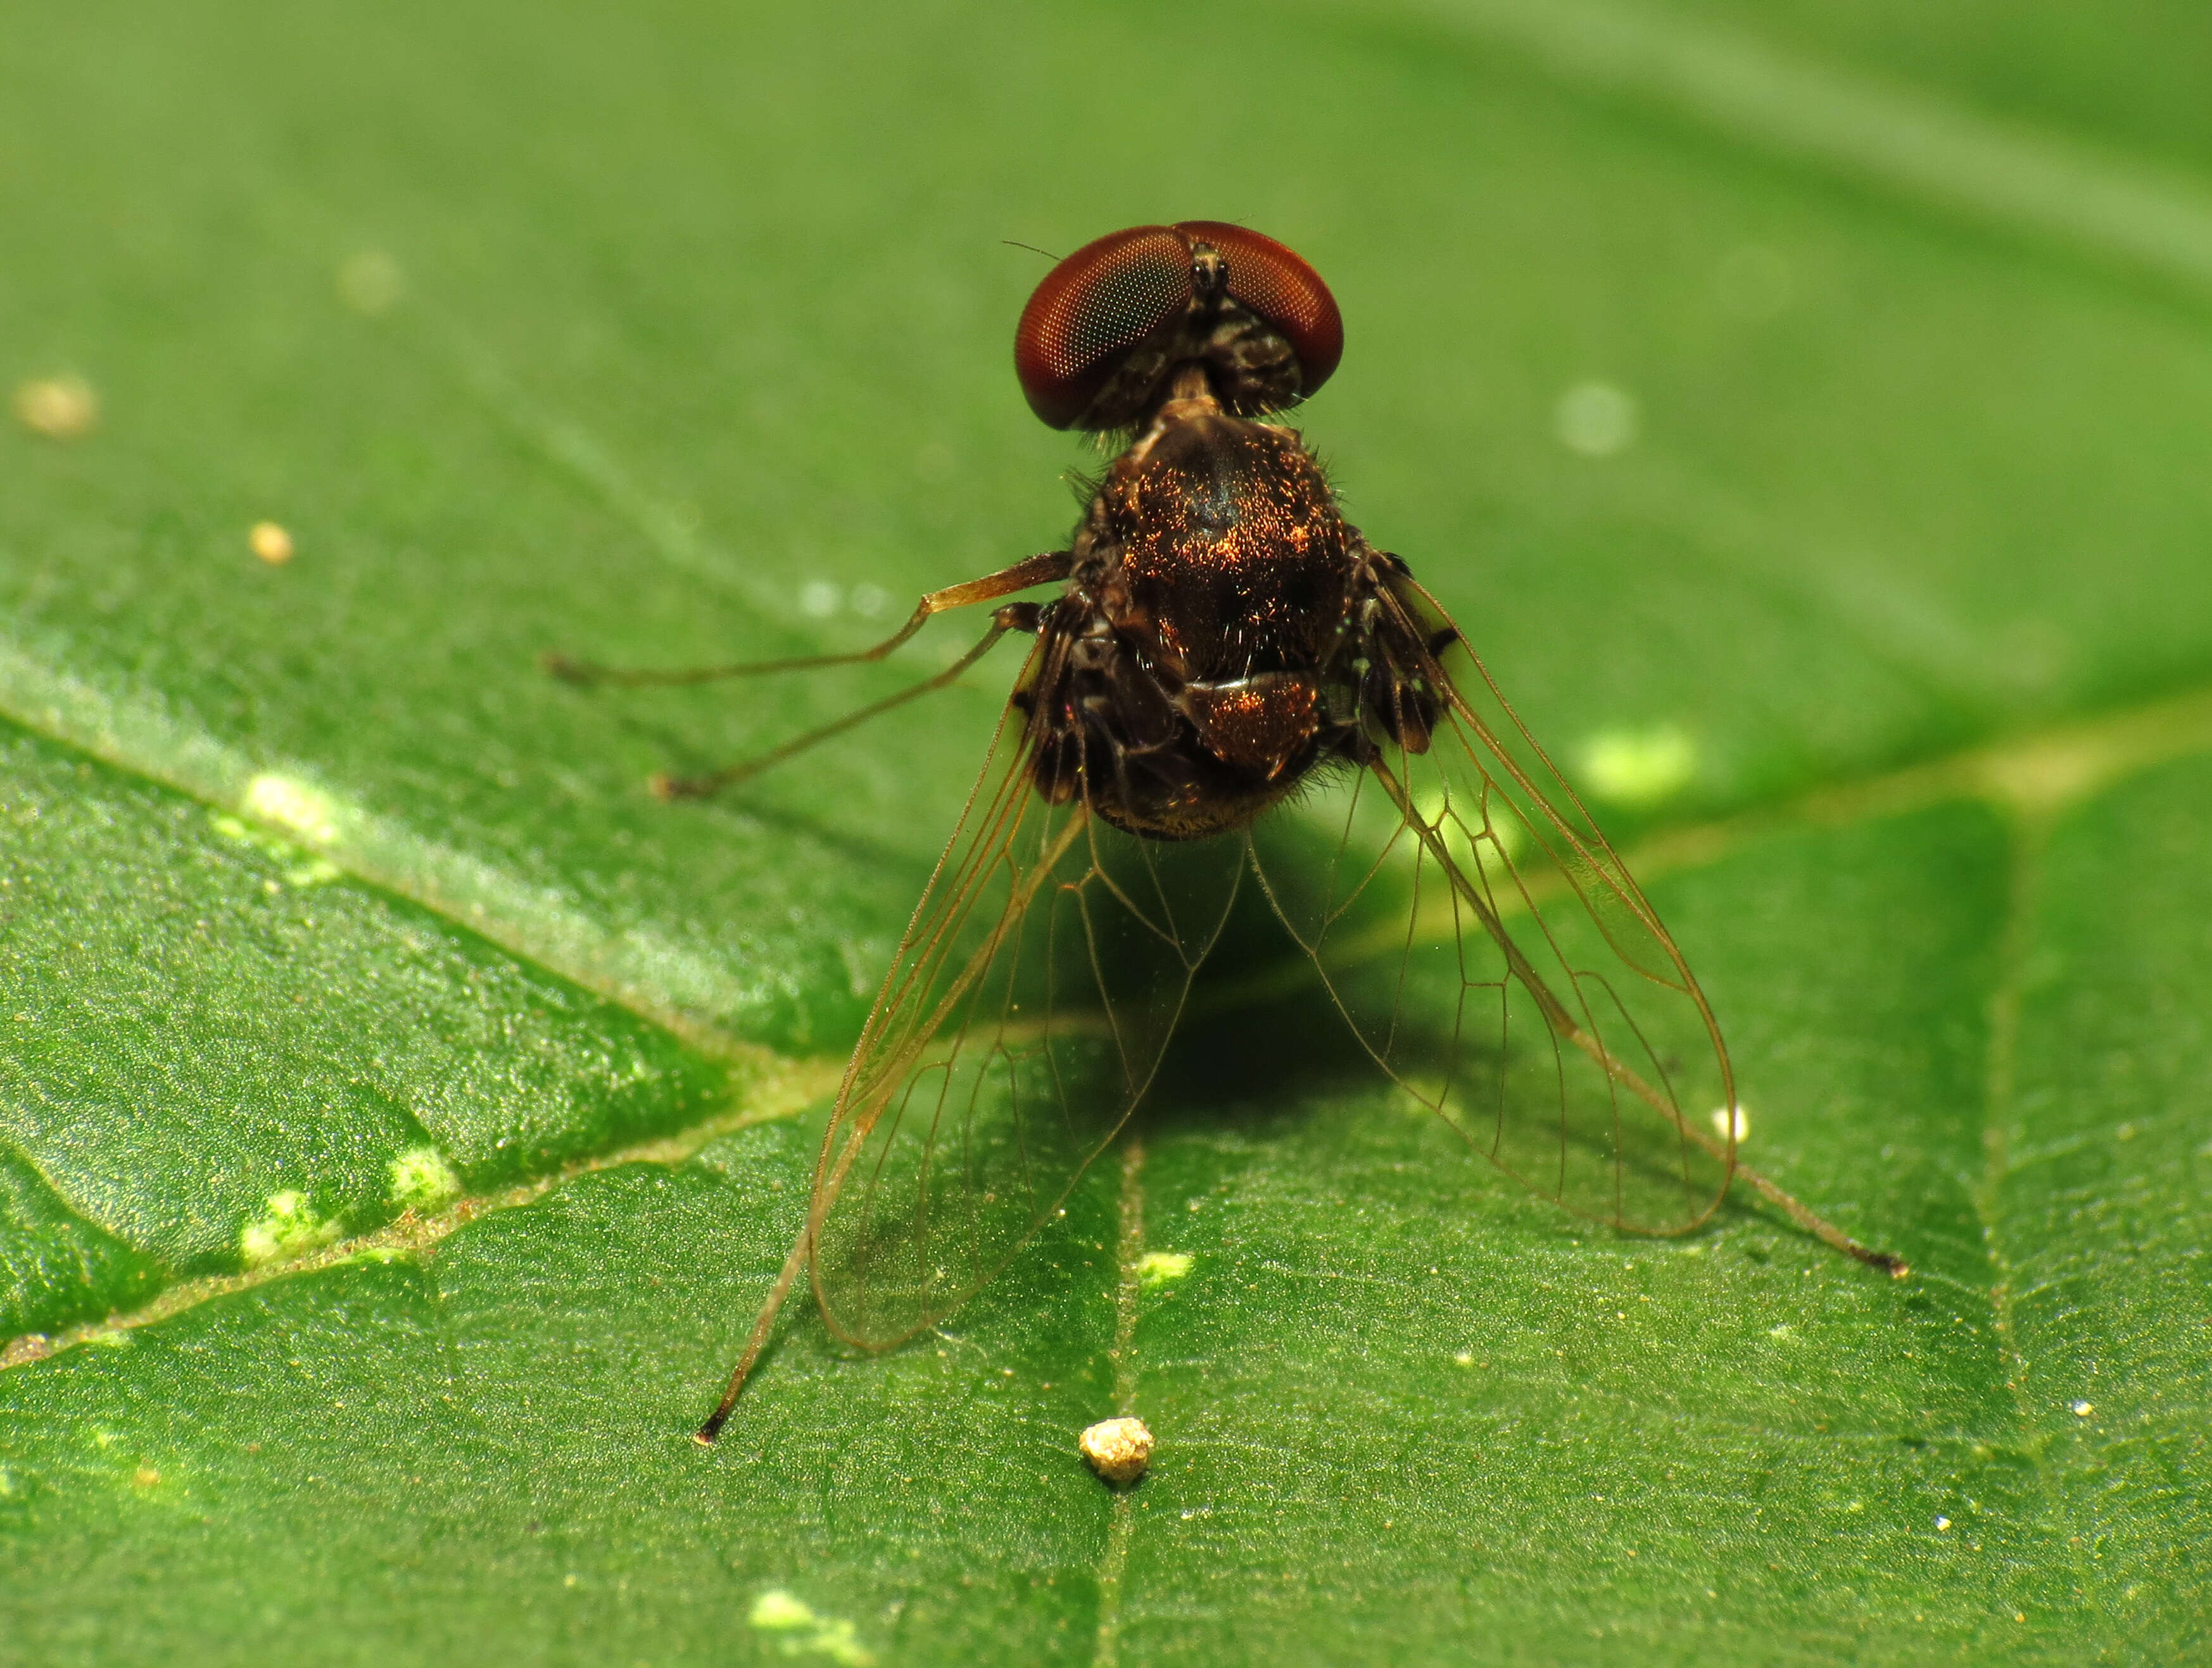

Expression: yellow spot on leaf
xmin=1137 ymin=1251 xmax=1192 ymax=1286
xmin=209 ymin=809 xmax=343 ymax=887
xmin=747 ymin=1590 xmax=875 ymax=1665
xmin=1578 ymin=725 xmax=1697 ymax=807
xmin=13 ymin=374 xmax=98 ymax=439
xmin=750 ymin=1591 xmax=817 ymax=1631
xmin=250 ymin=521 xmax=294 ymax=565
xmin=389 ymin=1147 xmax=462 ymax=1211
xmin=243 ymin=773 xmax=341 ymax=847
xmin=240 ymin=1190 xmax=343 ymax=1267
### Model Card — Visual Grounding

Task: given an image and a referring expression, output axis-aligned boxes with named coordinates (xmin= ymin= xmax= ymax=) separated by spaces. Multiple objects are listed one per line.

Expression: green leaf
xmin=3 ymin=1 xmax=2208 ymax=1662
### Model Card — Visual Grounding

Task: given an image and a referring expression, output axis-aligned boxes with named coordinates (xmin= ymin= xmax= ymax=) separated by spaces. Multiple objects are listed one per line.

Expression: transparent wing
xmin=1251 ymin=567 xmax=1737 ymax=1234
xmin=807 ymin=643 xmax=1242 ymax=1349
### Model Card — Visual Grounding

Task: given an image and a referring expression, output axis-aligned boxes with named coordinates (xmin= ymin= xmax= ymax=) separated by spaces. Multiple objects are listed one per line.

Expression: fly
xmin=547 ymin=221 xmax=1907 ymax=1445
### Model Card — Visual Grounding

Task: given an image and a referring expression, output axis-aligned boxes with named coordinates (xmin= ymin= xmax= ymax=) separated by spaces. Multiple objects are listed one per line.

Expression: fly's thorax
xmin=1020 ymin=407 xmax=1375 ymax=840
xmin=1073 ymin=407 xmax=1353 ymax=683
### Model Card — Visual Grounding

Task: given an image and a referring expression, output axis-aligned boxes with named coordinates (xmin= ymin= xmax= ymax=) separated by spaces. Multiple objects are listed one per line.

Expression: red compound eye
xmin=1013 ymin=222 xmax=1343 ymax=429
xmin=1014 ymin=226 xmax=1194 ymax=429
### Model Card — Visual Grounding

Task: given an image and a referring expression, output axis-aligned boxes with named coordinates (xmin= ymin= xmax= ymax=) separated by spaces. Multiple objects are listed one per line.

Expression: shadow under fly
xmin=546 ymin=221 xmax=1909 ymax=1444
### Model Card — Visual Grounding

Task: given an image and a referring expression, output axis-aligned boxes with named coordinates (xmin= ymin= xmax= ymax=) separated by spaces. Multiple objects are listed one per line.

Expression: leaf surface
xmin=3 ymin=1 xmax=2207 ymax=1662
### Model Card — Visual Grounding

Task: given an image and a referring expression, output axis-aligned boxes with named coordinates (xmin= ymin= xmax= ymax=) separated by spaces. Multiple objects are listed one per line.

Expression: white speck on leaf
xmin=1555 ymin=381 xmax=1639 ymax=457
xmin=751 ymin=1591 xmax=816 ymax=1631
xmin=336 ymin=250 xmax=406 ymax=315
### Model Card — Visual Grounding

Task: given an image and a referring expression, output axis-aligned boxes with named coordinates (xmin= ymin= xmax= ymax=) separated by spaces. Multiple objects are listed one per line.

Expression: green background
xmin=3 ymin=1 xmax=2208 ymax=1661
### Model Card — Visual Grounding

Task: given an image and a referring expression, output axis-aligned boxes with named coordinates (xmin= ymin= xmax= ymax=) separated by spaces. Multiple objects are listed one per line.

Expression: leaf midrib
xmin=0 ymin=1061 xmax=835 ymax=1374
xmin=1969 ymin=814 xmax=2114 ymax=1636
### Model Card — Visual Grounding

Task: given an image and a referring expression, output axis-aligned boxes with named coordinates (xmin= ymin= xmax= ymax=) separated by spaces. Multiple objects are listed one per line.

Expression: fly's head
xmin=1013 ymin=222 xmax=1343 ymax=433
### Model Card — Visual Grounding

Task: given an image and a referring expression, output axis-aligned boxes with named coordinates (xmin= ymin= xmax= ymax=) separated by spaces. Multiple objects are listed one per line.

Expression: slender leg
xmin=695 ymin=1224 xmax=812 ymax=1445
xmin=652 ymin=601 xmax=1043 ymax=797
xmin=1732 ymin=1161 xmax=1911 ymax=1277
xmin=695 ymin=1036 xmax=888 ymax=1444
xmin=542 ymin=549 xmax=1072 ymax=686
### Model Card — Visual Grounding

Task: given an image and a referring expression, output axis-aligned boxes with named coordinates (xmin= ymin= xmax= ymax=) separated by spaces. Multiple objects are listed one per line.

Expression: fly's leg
xmin=695 ymin=1009 xmax=918 ymax=1443
xmin=653 ymin=599 xmax=1044 ymax=798
xmin=694 ymin=1222 xmax=812 ymax=1446
xmin=543 ymin=549 xmax=1071 ymax=686
xmin=542 ymin=549 xmax=1071 ymax=794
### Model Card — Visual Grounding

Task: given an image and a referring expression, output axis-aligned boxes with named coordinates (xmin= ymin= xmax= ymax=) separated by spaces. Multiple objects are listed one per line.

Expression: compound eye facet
xmin=1014 ymin=225 xmax=1195 ymax=429
xmin=1170 ymin=220 xmax=1343 ymax=400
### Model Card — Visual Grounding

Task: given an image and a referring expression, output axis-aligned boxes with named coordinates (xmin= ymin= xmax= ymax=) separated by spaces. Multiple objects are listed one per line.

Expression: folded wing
xmin=1251 ymin=565 xmax=1738 ymax=1235
xmin=808 ymin=643 xmax=1242 ymax=1348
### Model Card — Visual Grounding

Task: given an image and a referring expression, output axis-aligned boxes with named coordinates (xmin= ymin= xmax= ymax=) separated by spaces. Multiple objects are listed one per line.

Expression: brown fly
xmin=547 ymin=221 xmax=1907 ymax=1445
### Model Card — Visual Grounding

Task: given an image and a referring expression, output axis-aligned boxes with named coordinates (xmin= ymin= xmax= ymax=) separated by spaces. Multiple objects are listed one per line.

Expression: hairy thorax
xmin=1016 ymin=398 xmax=1366 ymax=839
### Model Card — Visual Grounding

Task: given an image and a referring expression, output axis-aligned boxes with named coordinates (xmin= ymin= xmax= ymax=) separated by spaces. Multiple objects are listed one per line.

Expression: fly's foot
xmin=648 ymin=771 xmax=722 ymax=801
